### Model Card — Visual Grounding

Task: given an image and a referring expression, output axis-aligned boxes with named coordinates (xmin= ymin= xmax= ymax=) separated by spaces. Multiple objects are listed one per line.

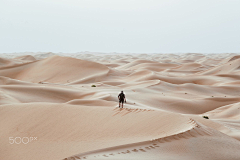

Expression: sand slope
xmin=0 ymin=55 xmax=109 ymax=84
xmin=68 ymin=121 xmax=240 ymax=160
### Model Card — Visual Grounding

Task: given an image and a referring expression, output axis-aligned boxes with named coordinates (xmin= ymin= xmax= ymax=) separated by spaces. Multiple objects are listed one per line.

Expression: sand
xmin=1 ymin=52 xmax=240 ymax=160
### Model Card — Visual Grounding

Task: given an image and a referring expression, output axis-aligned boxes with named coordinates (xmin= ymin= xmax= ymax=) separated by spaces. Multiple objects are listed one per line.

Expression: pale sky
xmin=0 ymin=0 xmax=240 ymax=53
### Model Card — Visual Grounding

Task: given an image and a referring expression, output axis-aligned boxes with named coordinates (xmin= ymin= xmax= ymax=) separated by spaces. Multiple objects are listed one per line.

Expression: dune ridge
xmin=66 ymin=119 xmax=240 ymax=160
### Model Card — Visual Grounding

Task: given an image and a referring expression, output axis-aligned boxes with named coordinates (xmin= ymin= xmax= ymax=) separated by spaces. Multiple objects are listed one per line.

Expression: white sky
xmin=0 ymin=0 xmax=240 ymax=53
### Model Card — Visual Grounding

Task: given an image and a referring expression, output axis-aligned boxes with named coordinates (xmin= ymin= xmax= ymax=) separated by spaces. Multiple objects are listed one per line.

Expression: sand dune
xmin=198 ymin=58 xmax=240 ymax=75
xmin=14 ymin=55 xmax=37 ymax=62
xmin=1 ymin=103 xmax=191 ymax=160
xmin=0 ymin=55 xmax=109 ymax=84
xmin=1 ymin=53 xmax=240 ymax=160
xmin=68 ymin=121 xmax=240 ymax=160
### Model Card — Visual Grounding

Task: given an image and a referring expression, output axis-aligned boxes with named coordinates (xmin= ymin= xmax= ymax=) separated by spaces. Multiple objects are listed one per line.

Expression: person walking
xmin=118 ymin=91 xmax=126 ymax=108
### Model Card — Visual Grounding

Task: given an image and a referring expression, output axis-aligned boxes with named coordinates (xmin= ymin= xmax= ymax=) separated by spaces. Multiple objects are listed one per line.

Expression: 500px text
xmin=9 ymin=137 xmax=37 ymax=144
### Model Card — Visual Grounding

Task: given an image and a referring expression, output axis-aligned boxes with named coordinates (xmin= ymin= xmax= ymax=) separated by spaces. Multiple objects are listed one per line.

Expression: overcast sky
xmin=0 ymin=0 xmax=240 ymax=53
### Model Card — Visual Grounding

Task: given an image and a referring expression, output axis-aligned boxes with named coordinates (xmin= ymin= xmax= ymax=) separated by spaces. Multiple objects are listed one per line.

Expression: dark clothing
xmin=119 ymin=99 xmax=124 ymax=103
xmin=118 ymin=93 xmax=125 ymax=103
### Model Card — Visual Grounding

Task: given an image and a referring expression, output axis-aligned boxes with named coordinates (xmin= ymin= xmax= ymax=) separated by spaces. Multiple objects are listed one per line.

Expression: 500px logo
xmin=9 ymin=137 xmax=37 ymax=144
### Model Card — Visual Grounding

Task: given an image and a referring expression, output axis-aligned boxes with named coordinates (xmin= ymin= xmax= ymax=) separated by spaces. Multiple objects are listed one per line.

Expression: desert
xmin=1 ymin=52 xmax=240 ymax=160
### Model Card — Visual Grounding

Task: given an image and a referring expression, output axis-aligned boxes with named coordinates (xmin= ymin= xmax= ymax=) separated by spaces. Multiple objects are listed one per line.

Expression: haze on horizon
xmin=0 ymin=0 xmax=240 ymax=53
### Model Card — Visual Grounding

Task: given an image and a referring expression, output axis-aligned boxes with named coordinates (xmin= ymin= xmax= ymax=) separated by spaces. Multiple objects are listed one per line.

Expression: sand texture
xmin=1 ymin=53 xmax=240 ymax=160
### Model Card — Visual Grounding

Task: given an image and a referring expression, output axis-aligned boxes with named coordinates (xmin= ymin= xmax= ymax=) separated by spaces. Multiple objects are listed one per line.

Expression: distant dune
xmin=1 ymin=53 xmax=240 ymax=160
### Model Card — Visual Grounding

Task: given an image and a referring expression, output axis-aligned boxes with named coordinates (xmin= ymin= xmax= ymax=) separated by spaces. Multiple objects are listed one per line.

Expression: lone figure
xmin=118 ymin=91 xmax=126 ymax=108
